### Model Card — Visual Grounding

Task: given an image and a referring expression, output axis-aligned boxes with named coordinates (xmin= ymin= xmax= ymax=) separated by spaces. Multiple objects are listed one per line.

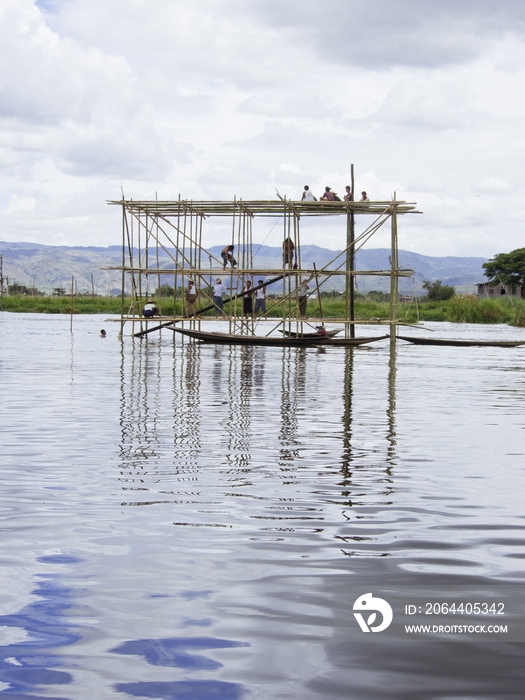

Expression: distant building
xmin=476 ymin=282 xmax=522 ymax=298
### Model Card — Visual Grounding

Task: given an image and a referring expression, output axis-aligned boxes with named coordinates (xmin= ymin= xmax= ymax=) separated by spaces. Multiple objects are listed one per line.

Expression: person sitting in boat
xmin=301 ymin=185 xmax=317 ymax=202
xmin=243 ymin=280 xmax=254 ymax=317
xmin=321 ymin=186 xmax=335 ymax=201
xmin=142 ymin=300 xmax=158 ymax=318
xmin=282 ymin=238 xmax=295 ymax=268
xmin=254 ymin=280 xmax=267 ymax=318
xmin=185 ymin=280 xmax=198 ymax=317
xmin=316 ymin=325 xmax=327 ymax=337
xmin=221 ymin=244 xmax=237 ymax=269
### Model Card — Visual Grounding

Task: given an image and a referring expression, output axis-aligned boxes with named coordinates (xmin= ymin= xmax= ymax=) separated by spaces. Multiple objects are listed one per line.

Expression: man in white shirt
xmin=213 ymin=278 xmax=228 ymax=315
xmin=298 ymin=279 xmax=309 ymax=318
xmin=254 ymin=279 xmax=267 ymax=318
xmin=301 ymin=185 xmax=317 ymax=201
xmin=142 ymin=300 xmax=158 ymax=318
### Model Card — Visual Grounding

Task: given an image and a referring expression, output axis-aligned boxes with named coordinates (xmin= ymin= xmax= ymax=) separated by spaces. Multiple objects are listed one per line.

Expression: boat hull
xmin=174 ymin=328 xmax=388 ymax=347
xmin=397 ymin=335 xmax=525 ymax=348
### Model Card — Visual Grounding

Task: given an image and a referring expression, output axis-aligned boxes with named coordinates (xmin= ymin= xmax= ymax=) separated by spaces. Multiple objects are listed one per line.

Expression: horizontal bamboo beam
xmin=108 ymin=198 xmax=420 ymax=218
xmin=102 ymin=266 xmax=414 ymax=278
xmin=108 ymin=316 xmax=422 ymax=327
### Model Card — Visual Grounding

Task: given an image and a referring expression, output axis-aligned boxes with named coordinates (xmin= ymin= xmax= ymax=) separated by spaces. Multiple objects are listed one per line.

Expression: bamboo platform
xmin=108 ymin=198 xmax=420 ymax=218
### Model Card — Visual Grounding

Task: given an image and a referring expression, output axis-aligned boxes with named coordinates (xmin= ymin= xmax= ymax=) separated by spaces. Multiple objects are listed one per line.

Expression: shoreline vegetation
xmin=2 ymin=294 xmax=525 ymax=327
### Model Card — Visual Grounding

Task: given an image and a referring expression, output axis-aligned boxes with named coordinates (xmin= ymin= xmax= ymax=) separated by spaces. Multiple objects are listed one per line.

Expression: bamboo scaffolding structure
xmin=109 ymin=187 xmax=421 ymax=338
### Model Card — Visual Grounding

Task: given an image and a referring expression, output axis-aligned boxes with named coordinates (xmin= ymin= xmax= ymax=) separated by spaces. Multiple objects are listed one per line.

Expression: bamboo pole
xmin=70 ymin=275 xmax=74 ymax=334
xmin=120 ymin=202 xmax=126 ymax=336
xmin=390 ymin=194 xmax=399 ymax=349
xmin=313 ymin=262 xmax=324 ymax=324
xmin=349 ymin=164 xmax=356 ymax=338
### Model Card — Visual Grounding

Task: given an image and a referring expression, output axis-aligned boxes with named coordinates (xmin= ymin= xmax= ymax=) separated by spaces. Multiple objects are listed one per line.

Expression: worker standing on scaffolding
xmin=283 ymin=237 xmax=295 ymax=268
xmin=221 ymin=245 xmax=237 ymax=269
xmin=243 ymin=280 xmax=254 ymax=317
xmin=298 ymin=279 xmax=309 ymax=319
xmin=185 ymin=279 xmax=198 ymax=317
xmin=213 ymin=278 xmax=228 ymax=316
xmin=254 ymin=280 xmax=267 ymax=318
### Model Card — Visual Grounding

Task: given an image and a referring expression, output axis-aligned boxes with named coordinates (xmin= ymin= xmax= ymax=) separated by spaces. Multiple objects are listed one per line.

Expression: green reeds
xmin=3 ymin=293 xmax=525 ymax=327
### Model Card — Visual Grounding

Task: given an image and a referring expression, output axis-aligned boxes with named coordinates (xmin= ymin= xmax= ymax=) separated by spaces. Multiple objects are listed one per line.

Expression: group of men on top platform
xmin=301 ymin=185 xmax=369 ymax=202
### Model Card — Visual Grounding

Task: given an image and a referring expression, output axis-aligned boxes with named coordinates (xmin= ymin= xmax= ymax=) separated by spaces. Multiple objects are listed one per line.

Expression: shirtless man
xmin=221 ymin=245 xmax=237 ymax=269
xmin=321 ymin=187 xmax=335 ymax=201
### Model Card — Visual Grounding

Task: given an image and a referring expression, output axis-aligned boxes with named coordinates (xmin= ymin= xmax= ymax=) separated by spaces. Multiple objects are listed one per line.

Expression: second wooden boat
xmin=397 ymin=335 xmax=525 ymax=348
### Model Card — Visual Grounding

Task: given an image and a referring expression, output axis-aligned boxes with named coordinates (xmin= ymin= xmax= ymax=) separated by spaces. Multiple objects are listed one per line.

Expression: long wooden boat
xmin=397 ymin=335 xmax=525 ymax=348
xmin=174 ymin=328 xmax=388 ymax=347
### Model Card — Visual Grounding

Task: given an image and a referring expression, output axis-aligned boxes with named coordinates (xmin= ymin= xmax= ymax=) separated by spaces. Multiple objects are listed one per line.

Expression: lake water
xmin=1 ymin=313 xmax=525 ymax=699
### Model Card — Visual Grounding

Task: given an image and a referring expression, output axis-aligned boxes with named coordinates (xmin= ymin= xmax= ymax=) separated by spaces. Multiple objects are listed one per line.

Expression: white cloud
xmin=475 ymin=177 xmax=510 ymax=193
xmin=1 ymin=0 xmax=525 ymax=255
xmin=5 ymin=194 xmax=37 ymax=213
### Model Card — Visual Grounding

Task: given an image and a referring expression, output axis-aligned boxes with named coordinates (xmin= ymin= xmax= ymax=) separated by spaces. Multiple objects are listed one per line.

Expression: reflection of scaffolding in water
xmin=107 ymin=196 xmax=420 ymax=338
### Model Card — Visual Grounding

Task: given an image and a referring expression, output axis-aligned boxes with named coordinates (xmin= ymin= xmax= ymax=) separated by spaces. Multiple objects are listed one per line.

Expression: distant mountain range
xmin=0 ymin=241 xmax=488 ymax=296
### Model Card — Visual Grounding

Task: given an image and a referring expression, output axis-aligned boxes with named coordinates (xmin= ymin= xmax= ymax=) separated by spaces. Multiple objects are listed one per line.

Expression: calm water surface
xmin=1 ymin=313 xmax=525 ymax=699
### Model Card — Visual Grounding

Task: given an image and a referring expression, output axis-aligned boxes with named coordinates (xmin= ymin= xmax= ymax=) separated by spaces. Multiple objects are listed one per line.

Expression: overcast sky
xmin=1 ymin=0 xmax=525 ymax=256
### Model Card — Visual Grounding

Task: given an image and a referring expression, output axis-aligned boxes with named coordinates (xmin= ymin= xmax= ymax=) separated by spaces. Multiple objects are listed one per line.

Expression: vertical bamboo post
xmin=120 ymin=201 xmax=126 ymax=337
xmin=313 ymin=262 xmax=323 ymax=322
xmin=290 ymin=210 xmax=296 ymax=334
xmin=197 ymin=213 xmax=203 ymax=329
xmin=390 ymin=193 xmax=399 ymax=349
xmin=175 ymin=196 xmax=181 ymax=319
xmin=345 ymin=164 xmax=356 ymax=338
xmin=154 ymin=195 xmax=160 ymax=317
xmin=228 ymin=196 xmax=236 ymax=334
xmin=70 ymin=275 xmax=74 ymax=333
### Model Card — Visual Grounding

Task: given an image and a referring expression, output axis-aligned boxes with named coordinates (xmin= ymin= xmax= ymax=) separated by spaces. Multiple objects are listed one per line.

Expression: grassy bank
xmin=0 ymin=295 xmax=125 ymax=314
xmin=420 ymin=296 xmax=525 ymax=326
xmin=2 ymin=294 xmax=525 ymax=327
xmin=303 ymin=296 xmax=525 ymax=327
